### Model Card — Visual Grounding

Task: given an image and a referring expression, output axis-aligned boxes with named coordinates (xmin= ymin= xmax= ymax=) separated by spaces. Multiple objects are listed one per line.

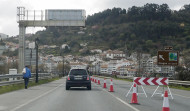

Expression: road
xmin=0 ymin=77 xmax=189 ymax=111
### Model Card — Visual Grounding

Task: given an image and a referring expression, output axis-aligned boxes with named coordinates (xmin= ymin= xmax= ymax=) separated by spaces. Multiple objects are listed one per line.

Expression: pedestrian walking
xmin=22 ymin=66 xmax=31 ymax=89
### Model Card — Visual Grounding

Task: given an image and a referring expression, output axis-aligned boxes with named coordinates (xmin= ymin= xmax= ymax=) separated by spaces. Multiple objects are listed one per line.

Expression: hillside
xmin=24 ymin=3 xmax=190 ymax=58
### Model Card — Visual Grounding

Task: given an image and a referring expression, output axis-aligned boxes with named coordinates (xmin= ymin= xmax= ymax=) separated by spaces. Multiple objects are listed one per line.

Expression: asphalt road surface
xmin=0 ymin=77 xmax=189 ymax=111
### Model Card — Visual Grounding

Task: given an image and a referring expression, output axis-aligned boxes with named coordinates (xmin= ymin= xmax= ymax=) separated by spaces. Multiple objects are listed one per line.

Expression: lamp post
xmin=60 ymin=47 xmax=65 ymax=77
xmin=62 ymin=56 xmax=65 ymax=77
xmin=35 ymin=37 xmax=39 ymax=83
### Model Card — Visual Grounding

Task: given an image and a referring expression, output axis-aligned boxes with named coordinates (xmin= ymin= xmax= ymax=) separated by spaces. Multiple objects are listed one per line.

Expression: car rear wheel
xmin=87 ymin=85 xmax=91 ymax=90
xmin=66 ymin=85 xmax=70 ymax=90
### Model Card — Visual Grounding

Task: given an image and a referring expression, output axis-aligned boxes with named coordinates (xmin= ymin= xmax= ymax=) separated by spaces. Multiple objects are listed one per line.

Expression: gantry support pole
xmin=18 ymin=24 xmax=26 ymax=73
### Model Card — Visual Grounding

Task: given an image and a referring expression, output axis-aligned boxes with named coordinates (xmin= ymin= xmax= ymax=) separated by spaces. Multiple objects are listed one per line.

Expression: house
xmin=49 ymin=45 xmax=57 ymax=48
xmin=129 ymin=52 xmax=137 ymax=61
xmin=100 ymin=64 xmax=108 ymax=74
xmin=90 ymin=49 xmax=102 ymax=53
xmin=127 ymin=69 xmax=137 ymax=77
xmin=0 ymin=33 xmax=8 ymax=39
xmin=80 ymin=43 xmax=88 ymax=47
xmin=77 ymin=31 xmax=85 ymax=34
xmin=85 ymin=56 xmax=96 ymax=62
xmin=0 ymin=45 xmax=6 ymax=56
xmin=106 ymin=50 xmax=125 ymax=59
xmin=70 ymin=62 xmax=88 ymax=69
xmin=61 ymin=44 xmax=70 ymax=49
xmin=107 ymin=60 xmax=117 ymax=75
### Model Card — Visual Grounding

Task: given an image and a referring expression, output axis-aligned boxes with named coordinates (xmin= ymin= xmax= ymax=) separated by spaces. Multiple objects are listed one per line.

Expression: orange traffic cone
xmin=92 ymin=76 xmax=94 ymax=82
xmin=95 ymin=77 xmax=97 ymax=83
xmin=109 ymin=79 xmax=114 ymax=92
xmin=98 ymin=78 xmax=100 ymax=85
xmin=130 ymin=83 xmax=139 ymax=104
xmin=162 ymin=91 xmax=170 ymax=111
xmin=103 ymin=78 xmax=107 ymax=88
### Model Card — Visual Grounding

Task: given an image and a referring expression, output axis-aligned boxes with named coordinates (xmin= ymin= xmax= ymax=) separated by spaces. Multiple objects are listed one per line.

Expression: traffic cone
xmin=95 ymin=77 xmax=97 ymax=83
xmin=162 ymin=91 xmax=170 ymax=111
xmin=109 ymin=79 xmax=114 ymax=92
xmin=103 ymin=78 xmax=107 ymax=88
xmin=92 ymin=76 xmax=94 ymax=82
xmin=98 ymin=78 xmax=100 ymax=85
xmin=130 ymin=83 xmax=139 ymax=104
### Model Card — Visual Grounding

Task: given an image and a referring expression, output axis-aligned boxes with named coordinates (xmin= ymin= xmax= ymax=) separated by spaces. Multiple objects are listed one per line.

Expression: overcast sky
xmin=0 ymin=0 xmax=189 ymax=36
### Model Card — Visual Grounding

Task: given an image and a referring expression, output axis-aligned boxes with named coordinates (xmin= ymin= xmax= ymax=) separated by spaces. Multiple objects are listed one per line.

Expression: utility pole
xmin=137 ymin=48 xmax=142 ymax=77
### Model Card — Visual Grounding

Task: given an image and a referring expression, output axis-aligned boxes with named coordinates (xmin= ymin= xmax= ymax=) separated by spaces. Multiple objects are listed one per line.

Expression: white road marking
xmin=142 ymin=86 xmax=190 ymax=98
xmin=10 ymin=83 xmax=64 ymax=111
xmin=93 ymin=83 xmax=140 ymax=111
xmin=173 ymin=94 xmax=190 ymax=98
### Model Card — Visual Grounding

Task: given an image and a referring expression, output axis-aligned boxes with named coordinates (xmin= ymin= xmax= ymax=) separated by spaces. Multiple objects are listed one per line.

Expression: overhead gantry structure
xmin=17 ymin=7 xmax=86 ymax=73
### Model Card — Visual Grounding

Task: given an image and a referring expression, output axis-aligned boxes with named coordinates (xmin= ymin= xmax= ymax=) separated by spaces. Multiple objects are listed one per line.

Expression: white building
xmin=106 ymin=50 xmax=125 ymax=59
xmin=61 ymin=44 xmax=70 ymax=49
xmin=127 ymin=69 xmax=137 ymax=77
xmin=100 ymin=64 xmax=108 ymax=74
xmin=90 ymin=49 xmax=102 ymax=53
xmin=0 ymin=33 xmax=8 ymax=39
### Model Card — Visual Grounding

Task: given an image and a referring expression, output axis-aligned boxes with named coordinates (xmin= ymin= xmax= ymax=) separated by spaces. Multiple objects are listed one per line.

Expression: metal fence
xmin=0 ymin=73 xmax=59 ymax=86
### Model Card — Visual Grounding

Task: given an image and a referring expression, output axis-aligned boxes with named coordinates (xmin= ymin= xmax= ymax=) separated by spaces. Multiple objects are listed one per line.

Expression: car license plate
xmin=74 ymin=78 xmax=82 ymax=80
xmin=75 ymin=76 xmax=82 ymax=80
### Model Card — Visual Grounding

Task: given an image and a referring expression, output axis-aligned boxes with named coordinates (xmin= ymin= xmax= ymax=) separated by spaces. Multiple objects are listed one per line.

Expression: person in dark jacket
xmin=22 ymin=66 xmax=31 ymax=89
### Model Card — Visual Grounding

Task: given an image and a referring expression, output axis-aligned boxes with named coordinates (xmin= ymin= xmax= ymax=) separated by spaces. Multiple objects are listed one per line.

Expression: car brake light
xmin=67 ymin=76 xmax=70 ymax=80
xmin=87 ymin=76 xmax=89 ymax=80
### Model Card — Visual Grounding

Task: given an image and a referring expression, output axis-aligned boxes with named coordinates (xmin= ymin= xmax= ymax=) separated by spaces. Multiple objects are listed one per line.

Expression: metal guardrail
xmin=116 ymin=75 xmax=190 ymax=86
xmin=0 ymin=73 xmax=59 ymax=86
xmin=169 ymin=80 xmax=190 ymax=86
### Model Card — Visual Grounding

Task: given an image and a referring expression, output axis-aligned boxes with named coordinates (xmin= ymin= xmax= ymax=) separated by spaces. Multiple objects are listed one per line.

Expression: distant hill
xmin=23 ymin=3 xmax=190 ymax=58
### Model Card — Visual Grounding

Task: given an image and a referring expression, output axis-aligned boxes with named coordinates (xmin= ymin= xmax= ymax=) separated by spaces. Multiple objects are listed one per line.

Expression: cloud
xmin=0 ymin=0 xmax=189 ymax=36
xmin=0 ymin=0 xmax=32 ymax=36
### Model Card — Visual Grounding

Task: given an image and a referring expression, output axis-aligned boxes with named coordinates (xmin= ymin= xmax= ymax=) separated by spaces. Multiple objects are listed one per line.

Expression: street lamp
xmin=62 ymin=56 xmax=65 ymax=77
xmin=60 ymin=47 xmax=65 ymax=77
xmin=35 ymin=37 xmax=39 ymax=83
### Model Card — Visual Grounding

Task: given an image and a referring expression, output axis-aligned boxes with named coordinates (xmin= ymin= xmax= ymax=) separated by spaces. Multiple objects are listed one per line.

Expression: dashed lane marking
xmin=93 ymin=82 xmax=140 ymax=111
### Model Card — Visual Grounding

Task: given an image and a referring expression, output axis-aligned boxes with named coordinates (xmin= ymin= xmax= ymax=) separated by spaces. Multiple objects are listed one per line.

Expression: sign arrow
xmin=159 ymin=55 xmax=164 ymax=60
xmin=134 ymin=77 xmax=141 ymax=85
xmin=160 ymin=78 xmax=168 ymax=85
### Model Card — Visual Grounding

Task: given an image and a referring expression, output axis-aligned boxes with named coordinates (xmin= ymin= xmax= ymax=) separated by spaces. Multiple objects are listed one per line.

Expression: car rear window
xmin=69 ymin=69 xmax=87 ymax=75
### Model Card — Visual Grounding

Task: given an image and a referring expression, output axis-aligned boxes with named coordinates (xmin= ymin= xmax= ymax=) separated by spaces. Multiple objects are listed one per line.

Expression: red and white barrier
xmin=134 ymin=77 xmax=168 ymax=86
xmin=126 ymin=77 xmax=173 ymax=99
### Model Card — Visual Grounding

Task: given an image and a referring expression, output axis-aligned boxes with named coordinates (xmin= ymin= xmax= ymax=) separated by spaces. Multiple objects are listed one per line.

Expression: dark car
xmin=66 ymin=68 xmax=91 ymax=90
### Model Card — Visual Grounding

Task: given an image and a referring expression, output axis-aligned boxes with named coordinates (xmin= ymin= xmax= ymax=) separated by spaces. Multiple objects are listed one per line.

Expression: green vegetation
xmin=169 ymin=85 xmax=190 ymax=91
xmin=0 ymin=77 xmax=60 ymax=94
xmin=22 ymin=3 xmax=190 ymax=57
xmin=113 ymin=77 xmax=133 ymax=82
